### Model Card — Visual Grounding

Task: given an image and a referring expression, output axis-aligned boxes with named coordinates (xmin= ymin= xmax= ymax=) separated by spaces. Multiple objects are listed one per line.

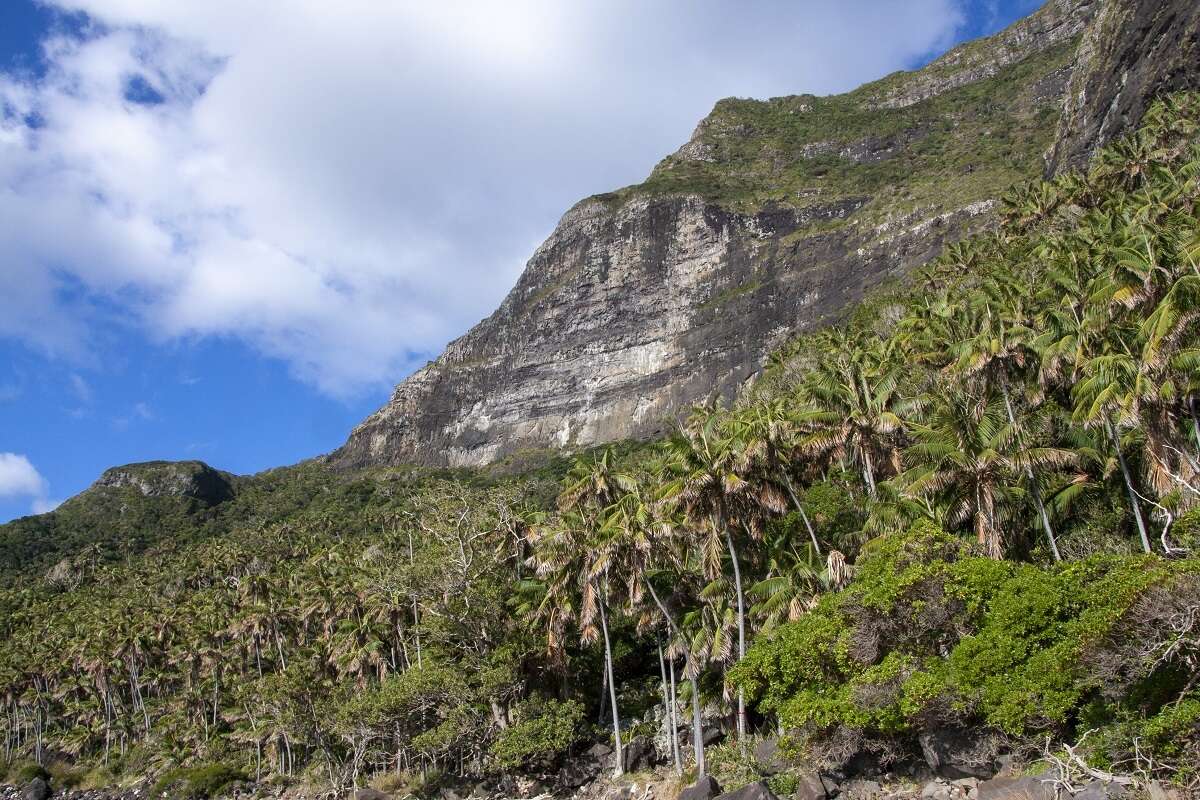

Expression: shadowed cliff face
xmin=1047 ymin=0 xmax=1200 ymax=174
xmin=330 ymin=0 xmax=1189 ymax=470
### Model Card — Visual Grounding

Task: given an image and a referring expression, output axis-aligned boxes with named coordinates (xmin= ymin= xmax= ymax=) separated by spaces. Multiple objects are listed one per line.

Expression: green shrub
xmin=11 ymin=761 xmax=50 ymax=783
xmin=151 ymin=763 xmax=248 ymax=799
xmin=733 ymin=522 xmax=1200 ymax=771
xmin=47 ymin=761 xmax=86 ymax=789
xmin=767 ymin=771 xmax=800 ymax=796
xmin=489 ymin=697 xmax=584 ymax=770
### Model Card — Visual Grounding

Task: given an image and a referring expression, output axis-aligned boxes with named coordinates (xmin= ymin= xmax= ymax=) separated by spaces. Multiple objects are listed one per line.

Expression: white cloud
xmin=0 ymin=452 xmax=56 ymax=513
xmin=69 ymin=373 xmax=92 ymax=403
xmin=0 ymin=453 xmax=47 ymax=497
xmin=0 ymin=1 xmax=970 ymax=396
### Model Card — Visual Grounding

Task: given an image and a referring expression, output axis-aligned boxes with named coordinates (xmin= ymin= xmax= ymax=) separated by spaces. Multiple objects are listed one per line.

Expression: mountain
xmin=332 ymin=0 xmax=1146 ymax=470
xmin=4 ymin=2 xmax=1200 ymax=794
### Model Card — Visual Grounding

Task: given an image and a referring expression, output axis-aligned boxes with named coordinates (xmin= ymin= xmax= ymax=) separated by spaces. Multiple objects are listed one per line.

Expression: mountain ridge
xmin=331 ymin=0 xmax=1108 ymax=470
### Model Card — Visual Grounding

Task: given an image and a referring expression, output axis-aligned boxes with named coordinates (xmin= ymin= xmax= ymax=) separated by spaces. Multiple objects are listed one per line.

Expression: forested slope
xmin=2 ymin=95 xmax=1200 ymax=798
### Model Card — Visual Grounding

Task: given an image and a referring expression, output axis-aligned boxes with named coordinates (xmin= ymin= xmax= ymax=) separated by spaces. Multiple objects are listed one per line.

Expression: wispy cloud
xmin=1 ymin=1 xmax=970 ymax=396
xmin=69 ymin=372 xmax=92 ymax=403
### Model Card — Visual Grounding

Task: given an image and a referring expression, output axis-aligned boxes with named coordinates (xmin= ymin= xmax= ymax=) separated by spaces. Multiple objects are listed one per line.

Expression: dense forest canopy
xmin=2 ymin=94 xmax=1200 ymax=796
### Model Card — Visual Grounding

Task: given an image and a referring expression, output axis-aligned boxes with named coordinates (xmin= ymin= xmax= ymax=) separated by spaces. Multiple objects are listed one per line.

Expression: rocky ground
xmin=2 ymin=758 xmax=1188 ymax=800
xmin=1 ymin=732 xmax=1190 ymax=800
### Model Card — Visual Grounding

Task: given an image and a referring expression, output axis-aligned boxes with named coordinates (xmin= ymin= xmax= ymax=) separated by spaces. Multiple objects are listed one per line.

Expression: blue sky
xmin=0 ymin=0 xmax=1044 ymax=521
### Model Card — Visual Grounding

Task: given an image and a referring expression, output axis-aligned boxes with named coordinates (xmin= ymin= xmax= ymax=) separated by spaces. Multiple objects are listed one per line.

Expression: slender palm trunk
xmin=1000 ymin=382 xmax=1060 ymax=561
xmin=861 ymin=449 xmax=877 ymax=497
xmin=691 ymin=682 xmax=706 ymax=777
xmin=597 ymin=663 xmax=608 ymax=724
xmin=1191 ymin=397 xmax=1200 ymax=458
xmin=409 ymin=530 xmax=422 ymax=669
xmin=781 ymin=473 xmax=821 ymax=555
xmin=645 ymin=578 xmax=705 ymax=776
xmin=668 ymin=655 xmax=681 ymax=774
xmin=721 ymin=524 xmax=747 ymax=740
xmin=1107 ymin=415 xmax=1152 ymax=553
xmin=657 ymin=643 xmax=681 ymax=774
xmin=596 ymin=590 xmax=623 ymax=776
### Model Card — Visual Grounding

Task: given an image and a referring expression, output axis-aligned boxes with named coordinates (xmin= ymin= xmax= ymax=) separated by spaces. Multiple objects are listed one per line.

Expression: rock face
xmin=1047 ymin=0 xmax=1200 ymax=173
xmin=90 ymin=461 xmax=235 ymax=506
xmin=332 ymin=0 xmax=1191 ymax=470
xmin=334 ymin=193 xmax=983 ymax=468
xmin=868 ymin=0 xmax=1097 ymax=110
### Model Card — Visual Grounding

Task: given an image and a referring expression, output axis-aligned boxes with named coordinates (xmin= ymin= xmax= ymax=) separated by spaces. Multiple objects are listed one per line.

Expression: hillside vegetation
xmin=2 ymin=95 xmax=1200 ymax=797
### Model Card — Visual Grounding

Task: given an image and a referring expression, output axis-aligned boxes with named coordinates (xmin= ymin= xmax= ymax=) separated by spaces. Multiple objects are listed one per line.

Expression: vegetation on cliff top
xmin=596 ymin=32 xmax=1074 ymax=233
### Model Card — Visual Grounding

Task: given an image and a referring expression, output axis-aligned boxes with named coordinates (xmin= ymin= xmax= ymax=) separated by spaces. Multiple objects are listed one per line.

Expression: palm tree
xmin=727 ymin=399 xmax=823 ymax=554
xmin=898 ymin=388 xmax=1074 ymax=558
xmin=658 ymin=403 xmax=770 ymax=740
xmin=953 ymin=274 xmax=1066 ymax=560
xmin=1073 ymin=352 xmax=1156 ymax=553
xmin=799 ymin=330 xmax=909 ymax=498
xmin=530 ymin=448 xmax=636 ymax=777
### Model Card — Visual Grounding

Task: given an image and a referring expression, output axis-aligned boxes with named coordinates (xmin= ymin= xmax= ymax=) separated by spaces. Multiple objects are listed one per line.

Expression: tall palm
xmin=659 ymin=403 xmax=771 ymax=740
xmin=531 ymin=448 xmax=636 ymax=776
xmin=799 ymin=330 xmax=908 ymax=498
xmin=899 ymin=389 xmax=1074 ymax=558
xmin=953 ymin=274 xmax=1065 ymax=560
xmin=727 ymin=399 xmax=823 ymax=554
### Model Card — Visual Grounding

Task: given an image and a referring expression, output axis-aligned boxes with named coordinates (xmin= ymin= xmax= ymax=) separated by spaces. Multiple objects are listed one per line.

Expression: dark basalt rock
xmin=753 ymin=737 xmax=788 ymax=775
xmin=678 ymin=776 xmax=723 ymax=800
xmin=713 ymin=780 xmax=778 ymax=800
xmin=794 ymin=773 xmax=840 ymax=800
xmin=975 ymin=772 xmax=1056 ymax=800
xmin=1047 ymin=0 xmax=1200 ymax=174
xmin=622 ymin=735 xmax=659 ymax=772
xmin=354 ymin=789 xmax=394 ymax=800
xmin=22 ymin=779 xmax=50 ymax=800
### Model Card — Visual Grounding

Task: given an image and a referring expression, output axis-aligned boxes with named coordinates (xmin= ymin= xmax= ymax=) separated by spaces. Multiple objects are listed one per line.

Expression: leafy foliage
xmin=3 ymin=91 xmax=1200 ymax=793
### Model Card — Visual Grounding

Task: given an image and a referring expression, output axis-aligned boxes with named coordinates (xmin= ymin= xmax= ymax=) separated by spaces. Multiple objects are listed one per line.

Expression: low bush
xmin=10 ymin=761 xmax=50 ymax=783
xmin=151 ymin=763 xmax=248 ymax=799
xmin=489 ymin=697 xmax=584 ymax=770
xmin=732 ymin=521 xmax=1200 ymax=780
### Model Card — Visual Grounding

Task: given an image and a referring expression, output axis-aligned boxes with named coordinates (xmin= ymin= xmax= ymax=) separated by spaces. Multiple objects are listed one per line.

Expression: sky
xmin=0 ymin=0 xmax=1045 ymax=522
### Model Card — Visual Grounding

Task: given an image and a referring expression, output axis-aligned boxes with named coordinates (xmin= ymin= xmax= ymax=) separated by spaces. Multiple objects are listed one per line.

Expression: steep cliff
xmin=1047 ymin=0 xmax=1200 ymax=173
xmin=331 ymin=0 xmax=1178 ymax=469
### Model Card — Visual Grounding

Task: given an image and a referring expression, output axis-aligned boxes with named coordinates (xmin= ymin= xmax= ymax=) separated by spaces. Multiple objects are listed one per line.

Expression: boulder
xmin=1147 ymin=783 xmax=1184 ymax=800
xmin=702 ymin=727 xmax=726 ymax=746
xmin=754 ymin=737 xmax=789 ymax=775
xmin=975 ymin=773 xmax=1055 ymax=800
xmin=678 ymin=776 xmax=723 ymax=800
xmin=840 ymin=779 xmax=882 ymax=799
xmin=714 ymin=780 xmax=778 ymax=800
xmin=622 ymin=735 xmax=657 ymax=772
xmin=1073 ymin=782 xmax=1128 ymax=800
xmin=918 ymin=730 xmax=995 ymax=779
xmin=921 ymin=781 xmax=952 ymax=800
xmin=794 ymin=772 xmax=839 ymax=800
xmin=558 ymin=756 xmax=602 ymax=789
xmin=354 ymin=789 xmax=392 ymax=800
xmin=23 ymin=778 xmax=51 ymax=800
xmin=587 ymin=741 xmax=615 ymax=761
